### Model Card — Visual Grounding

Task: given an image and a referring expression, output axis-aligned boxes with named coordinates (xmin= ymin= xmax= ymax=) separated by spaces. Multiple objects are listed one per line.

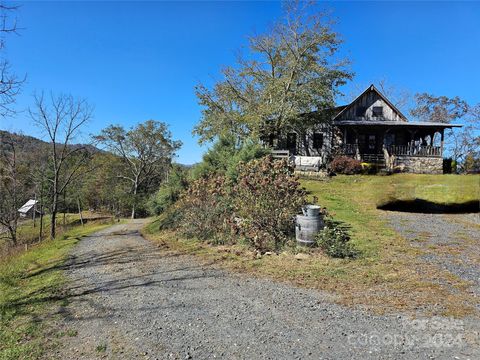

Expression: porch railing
xmin=342 ymin=144 xmax=442 ymax=157
xmin=385 ymin=145 xmax=442 ymax=157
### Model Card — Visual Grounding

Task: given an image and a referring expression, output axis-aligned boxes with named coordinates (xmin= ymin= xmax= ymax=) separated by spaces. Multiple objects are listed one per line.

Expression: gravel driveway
xmin=387 ymin=212 xmax=480 ymax=301
xmin=50 ymin=220 xmax=480 ymax=359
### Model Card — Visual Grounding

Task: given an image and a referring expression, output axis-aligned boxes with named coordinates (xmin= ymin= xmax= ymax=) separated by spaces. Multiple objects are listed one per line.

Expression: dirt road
xmin=51 ymin=220 xmax=479 ymax=359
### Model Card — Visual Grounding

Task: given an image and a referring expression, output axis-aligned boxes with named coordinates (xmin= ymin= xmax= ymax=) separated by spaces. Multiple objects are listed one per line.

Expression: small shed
xmin=18 ymin=199 xmax=39 ymax=218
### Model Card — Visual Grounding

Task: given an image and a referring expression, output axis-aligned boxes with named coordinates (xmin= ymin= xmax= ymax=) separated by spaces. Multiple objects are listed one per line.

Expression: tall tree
xmin=30 ymin=92 xmax=93 ymax=239
xmin=94 ymin=120 xmax=182 ymax=219
xmin=410 ymin=93 xmax=478 ymax=168
xmin=78 ymin=153 xmax=129 ymax=215
xmin=451 ymin=103 xmax=480 ymax=171
xmin=193 ymin=0 xmax=352 ymax=145
xmin=0 ymin=135 xmax=20 ymax=245
xmin=410 ymin=93 xmax=468 ymax=124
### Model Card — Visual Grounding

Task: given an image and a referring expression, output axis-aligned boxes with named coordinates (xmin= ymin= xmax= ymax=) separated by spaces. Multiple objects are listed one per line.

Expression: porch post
xmin=352 ymin=128 xmax=360 ymax=160
xmin=407 ymin=129 xmax=417 ymax=155
xmin=440 ymin=129 xmax=444 ymax=157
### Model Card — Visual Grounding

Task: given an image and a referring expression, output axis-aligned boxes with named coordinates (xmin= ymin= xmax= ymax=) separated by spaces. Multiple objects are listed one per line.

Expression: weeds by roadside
xmin=0 ymin=220 xmax=112 ymax=360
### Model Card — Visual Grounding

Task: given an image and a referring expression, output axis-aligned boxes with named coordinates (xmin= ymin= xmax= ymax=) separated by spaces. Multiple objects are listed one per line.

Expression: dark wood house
xmin=273 ymin=84 xmax=461 ymax=174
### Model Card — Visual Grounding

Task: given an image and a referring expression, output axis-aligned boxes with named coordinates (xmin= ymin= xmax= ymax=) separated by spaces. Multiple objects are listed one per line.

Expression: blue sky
xmin=2 ymin=1 xmax=479 ymax=164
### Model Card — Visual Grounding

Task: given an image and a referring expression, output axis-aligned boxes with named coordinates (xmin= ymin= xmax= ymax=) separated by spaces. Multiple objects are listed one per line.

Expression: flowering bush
xmin=232 ymin=156 xmax=307 ymax=252
xmin=178 ymin=175 xmax=233 ymax=242
xmin=330 ymin=156 xmax=362 ymax=175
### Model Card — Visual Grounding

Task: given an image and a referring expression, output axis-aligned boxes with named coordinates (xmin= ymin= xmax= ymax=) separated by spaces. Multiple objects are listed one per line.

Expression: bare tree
xmin=0 ymin=4 xmax=24 ymax=117
xmin=0 ymin=135 xmax=20 ymax=245
xmin=410 ymin=93 xmax=468 ymax=124
xmin=94 ymin=120 xmax=182 ymax=219
xmin=410 ymin=93 xmax=472 ymax=167
xmin=30 ymin=92 xmax=93 ymax=239
xmin=449 ymin=103 xmax=480 ymax=170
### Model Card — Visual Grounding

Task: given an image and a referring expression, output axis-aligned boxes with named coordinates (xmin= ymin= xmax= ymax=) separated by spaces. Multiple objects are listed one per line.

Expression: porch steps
xmin=361 ymin=154 xmax=386 ymax=169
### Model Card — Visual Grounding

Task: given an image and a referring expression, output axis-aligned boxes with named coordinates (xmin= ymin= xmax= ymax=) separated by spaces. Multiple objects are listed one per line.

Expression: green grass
xmin=5 ymin=213 xmax=111 ymax=248
xmin=302 ymin=174 xmax=479 ymax=258
xmin=95 ymin=343 xmax=107 ymax=353
xmin=144 ymin=173 xmax=479 ymax=317
xmin=0 ymin=220 xmax=112 ymax=360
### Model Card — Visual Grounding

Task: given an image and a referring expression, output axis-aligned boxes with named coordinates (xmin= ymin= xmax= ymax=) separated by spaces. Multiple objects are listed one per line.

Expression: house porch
xmin=336 ymin=122 xmax=461 ymax=174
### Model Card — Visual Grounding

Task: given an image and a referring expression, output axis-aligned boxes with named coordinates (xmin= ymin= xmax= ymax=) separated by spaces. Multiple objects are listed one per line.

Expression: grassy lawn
xmin=0 ymin=218 xmax=112 ymax=360
xmin=144 ymin=174 xmax=479 ymax=317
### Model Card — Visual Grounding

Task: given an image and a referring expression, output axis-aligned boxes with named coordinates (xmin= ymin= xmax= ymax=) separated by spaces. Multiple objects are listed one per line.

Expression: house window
xmin=313 ymin=133 xmax=323 ymax=149
xmin=372 ymin=106 xmax=383 ymax=117
xmin=356 ymin=106 xmax=366 ymax=117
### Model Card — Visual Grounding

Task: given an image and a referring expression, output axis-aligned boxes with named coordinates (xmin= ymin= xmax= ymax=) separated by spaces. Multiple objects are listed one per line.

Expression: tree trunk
xmin=8 ymin=225 xmax=17 ymax=246
xmin=131 ymin=180 xmax=138 ymax=219
xmin=63 ymin=190 xmax=66 ymax=226
xmin=50 ymin=192 xmax=58 ymax=239
xmin=77 ymin=198 xmax=84 ymax=227
xmin=39 ymin=206 xmax=44 ymax=242
xmin=131 ymin=203 xmax=135 ymax=219
xmin=33 ymin=194 xmax=36 ymax=228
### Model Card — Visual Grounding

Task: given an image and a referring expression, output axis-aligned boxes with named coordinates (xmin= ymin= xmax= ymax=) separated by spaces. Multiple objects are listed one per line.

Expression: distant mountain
xmin=0 ymin=130 xmax=48 ymax=153
xmin=174 ymin=163 xmax=195 ymax=169
xmin=0 ymin=130 xmax=99 ymax=155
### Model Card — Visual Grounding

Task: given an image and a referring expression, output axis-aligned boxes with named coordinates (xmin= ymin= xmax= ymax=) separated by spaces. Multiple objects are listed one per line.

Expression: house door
xmin=367 ymin=134 xmax=377 ymax=153
xmin=287 ymin=133 xmax=297 ymax=155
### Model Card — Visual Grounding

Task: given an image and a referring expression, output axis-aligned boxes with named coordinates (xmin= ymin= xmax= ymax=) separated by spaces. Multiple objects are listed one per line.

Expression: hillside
xmin=0 ymin=130 xmax=99 ymax=156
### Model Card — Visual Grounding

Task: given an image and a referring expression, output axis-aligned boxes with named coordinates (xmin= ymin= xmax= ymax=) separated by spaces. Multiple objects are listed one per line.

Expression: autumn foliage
xmin=175 ymin=156 xmax=306 ymax=252
xmin=232 ymin=157 xmax=307 ymax=252
xmin=178 ymin=175 xmax=232 ymax=243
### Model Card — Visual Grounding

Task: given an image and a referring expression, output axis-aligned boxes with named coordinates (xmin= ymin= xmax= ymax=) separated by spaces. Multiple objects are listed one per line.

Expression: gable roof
xmin=18 ymin=199 xmax=37 ymax=214
xmin=333 ymin=84 xmax=408 ymax=122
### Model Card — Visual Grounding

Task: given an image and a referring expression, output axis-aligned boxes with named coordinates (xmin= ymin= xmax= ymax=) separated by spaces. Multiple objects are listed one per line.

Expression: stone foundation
xmin=395 ymin=156 xmax=443 ymax=174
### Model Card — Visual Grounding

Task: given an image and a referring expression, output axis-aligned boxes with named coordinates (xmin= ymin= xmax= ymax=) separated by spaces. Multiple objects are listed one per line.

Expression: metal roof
xmin=333 ymin=121 xmax=462 ymax=128
xmin=18 ymin=199 xmax=38 ymax=214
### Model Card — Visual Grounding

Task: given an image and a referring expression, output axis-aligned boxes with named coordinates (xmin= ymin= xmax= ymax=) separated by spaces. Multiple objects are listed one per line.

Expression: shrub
xmin=191 ymin=135 xmax=269 ymax=181
xmin=148 ymin=165 xmax=189 ymax=215
xmin=177 ymin=175 xmax=233 ymax=242
xmin=330 ymin=156 xmax=362 ymax=175
xmin=151 ymin=206 xmax=183 ymax=231
xmin=316 ymin=219 xmax=359 ymax=258
xmin=232 ymin=156 xmax=307 ymax=252
xmin=463 ymin=153 xmax=480 ymax=174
